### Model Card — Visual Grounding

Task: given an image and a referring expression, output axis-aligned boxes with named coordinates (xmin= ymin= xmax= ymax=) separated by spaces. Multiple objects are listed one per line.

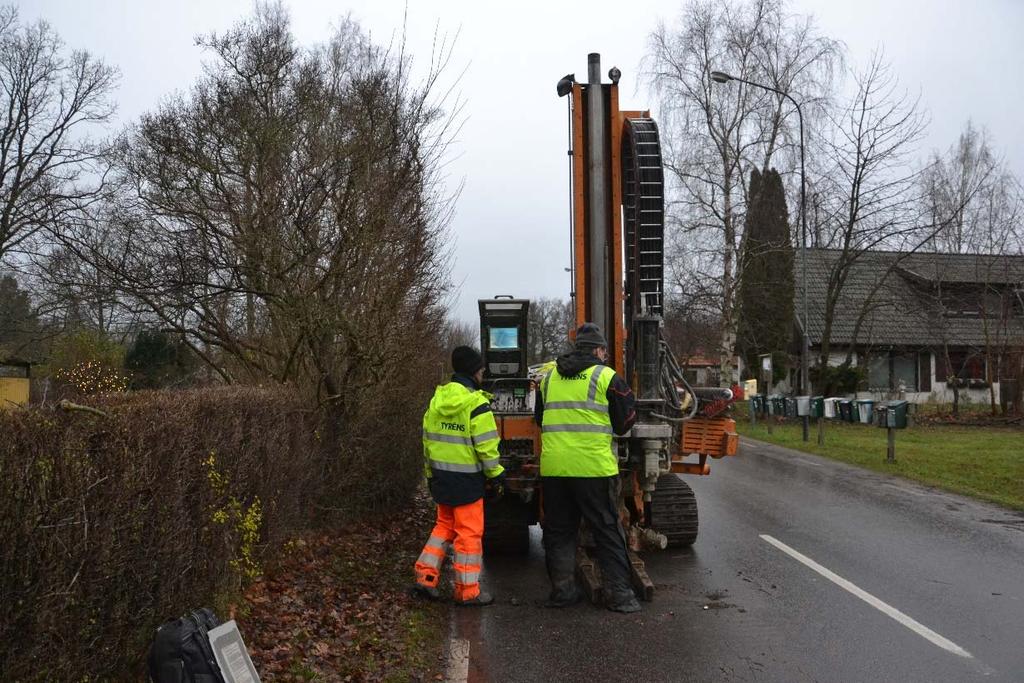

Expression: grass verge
xmin=735 ymin=417 xmax=1024 ymax=511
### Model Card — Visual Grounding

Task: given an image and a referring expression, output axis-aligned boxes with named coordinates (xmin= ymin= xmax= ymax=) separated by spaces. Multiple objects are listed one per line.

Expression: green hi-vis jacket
xmin=539 ymin=364 xmax=618 ymax=477
xmin=422 ymin=375 xmax=505 ymax=506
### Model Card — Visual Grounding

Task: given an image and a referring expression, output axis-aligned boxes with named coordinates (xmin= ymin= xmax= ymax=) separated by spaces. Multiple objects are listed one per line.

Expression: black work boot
xmin=410 ymin=584 xmax=441 ymax=601
xmin=605 ymin=588 xmax=641 ymax=613
xmin=606 ymin=596 xmax=641 ymax=613
xmin=545 ymin=584 xmax=583 ymax=608
xmin=456 ymin=591 xmax=494 ymax=607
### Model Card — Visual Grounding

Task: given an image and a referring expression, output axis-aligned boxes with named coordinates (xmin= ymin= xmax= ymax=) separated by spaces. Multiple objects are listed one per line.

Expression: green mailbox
xmin=856 ymin=399 xmax=874 ymax=424
xmin=749 ymin=395 xmax=765 ymax=417
xmin=784 ymin=397 xmax=798 ymax=417
xmin=885 ymin=400 xmax=909 ymax=429
xmin=810 ymin=396 xmax=824 ymax=418
xmin=770 ymin=395 xmax=785 ymax=416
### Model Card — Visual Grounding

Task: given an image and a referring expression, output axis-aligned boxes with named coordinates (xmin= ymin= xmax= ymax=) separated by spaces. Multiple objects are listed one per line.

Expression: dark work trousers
xmin=541 ymin=475 xmax=635 ymax=604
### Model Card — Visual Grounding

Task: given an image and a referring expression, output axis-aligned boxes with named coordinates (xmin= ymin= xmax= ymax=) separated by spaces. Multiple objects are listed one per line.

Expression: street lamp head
xmin=556 ymin=73 xmax=576 ymax=98
xmin=710 ymin=70 xmax=733 ymax=84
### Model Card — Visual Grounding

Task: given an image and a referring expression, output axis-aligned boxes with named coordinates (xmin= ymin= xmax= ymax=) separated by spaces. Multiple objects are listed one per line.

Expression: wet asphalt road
xmin=453 ymin=436 xmax=1024 ymax=682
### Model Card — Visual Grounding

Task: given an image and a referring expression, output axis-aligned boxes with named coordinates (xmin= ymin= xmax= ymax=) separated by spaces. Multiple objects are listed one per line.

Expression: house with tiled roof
xmin=794 ymin=248 xmax=1024 ymax=406
xmin=678 ymin=351 xmax=741 ymax=387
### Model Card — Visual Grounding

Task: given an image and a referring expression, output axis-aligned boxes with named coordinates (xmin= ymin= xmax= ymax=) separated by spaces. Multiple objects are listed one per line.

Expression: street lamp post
xmin=710 ymin=70 xmax=811 ymax=441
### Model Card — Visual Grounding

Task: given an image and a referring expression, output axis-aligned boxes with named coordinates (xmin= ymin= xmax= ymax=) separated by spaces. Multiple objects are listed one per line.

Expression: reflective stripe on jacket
xmin=423 ymin=377 xmax=504 ymax=506
xmin=539 ymin=364 xmax=619 ymax=477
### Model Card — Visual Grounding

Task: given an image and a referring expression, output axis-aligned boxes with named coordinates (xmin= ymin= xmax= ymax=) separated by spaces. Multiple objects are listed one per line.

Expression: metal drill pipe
xmin=585 ymin=53 xmax=609 ymax=333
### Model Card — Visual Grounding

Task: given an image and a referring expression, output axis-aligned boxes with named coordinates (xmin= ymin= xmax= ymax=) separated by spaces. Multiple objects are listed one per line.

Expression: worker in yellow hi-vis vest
xmin=535 ymin=323 xmax=639 ymax=612
xmin=414 ymin=346 xmax=505 ymax=606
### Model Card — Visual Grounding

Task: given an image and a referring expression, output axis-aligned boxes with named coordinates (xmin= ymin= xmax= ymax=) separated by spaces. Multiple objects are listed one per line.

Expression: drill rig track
xmin=649 ymin=473 xmax=699 ymax=547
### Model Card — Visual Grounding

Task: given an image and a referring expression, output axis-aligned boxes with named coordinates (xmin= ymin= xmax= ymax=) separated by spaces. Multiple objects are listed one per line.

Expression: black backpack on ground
xmin=148 ymin=607 xmax=226 ymax=683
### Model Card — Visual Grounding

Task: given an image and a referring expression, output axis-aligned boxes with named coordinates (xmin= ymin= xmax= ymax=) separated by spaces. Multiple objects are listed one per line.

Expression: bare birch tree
xmin=645 ymin=0 xmax=840 ymax=386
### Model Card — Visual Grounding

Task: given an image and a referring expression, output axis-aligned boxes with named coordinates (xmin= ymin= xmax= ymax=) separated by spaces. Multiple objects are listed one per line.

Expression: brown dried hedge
xmin=0 ymin=383 xmax=429 ymax=681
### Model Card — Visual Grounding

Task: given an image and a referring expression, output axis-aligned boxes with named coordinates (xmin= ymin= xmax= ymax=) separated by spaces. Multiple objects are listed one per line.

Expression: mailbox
xmin=796 ymin=395 xmax=811 ymax=417
xmin=784 ymin=397 xmax=798 ymax=417
xmin=750 ymin=394 xmax=766 ymax=416
xmin=885 ymin=400 xmax=909 ymax=429
xmin=809 ymin=396 xmax=824 ymax=418
xmin=824 ymin=398 xmax=839 ymax=418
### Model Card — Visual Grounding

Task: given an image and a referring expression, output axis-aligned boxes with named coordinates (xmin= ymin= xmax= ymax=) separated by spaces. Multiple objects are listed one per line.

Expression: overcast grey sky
xmin=19 ymin=0 xmax=1024 ymax=323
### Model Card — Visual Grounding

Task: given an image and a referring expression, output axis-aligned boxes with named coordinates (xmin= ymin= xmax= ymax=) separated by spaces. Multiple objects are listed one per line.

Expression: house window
xmin=936 ymin=349 xmax=987 ymax=384
xmin=892 ymin=353 xmax=917 ymax=391
xmin=867 ymin=351 xmax=919 ymax=391
xmin=868 ymin=356 xmax=889 ymax=390
xmin=1013 ymin=291 xmax=1024 ymax=317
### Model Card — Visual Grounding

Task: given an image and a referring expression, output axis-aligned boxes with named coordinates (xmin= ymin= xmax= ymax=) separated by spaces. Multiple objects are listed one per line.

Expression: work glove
xmin=485 ymin=472 xmax=507 ymax=502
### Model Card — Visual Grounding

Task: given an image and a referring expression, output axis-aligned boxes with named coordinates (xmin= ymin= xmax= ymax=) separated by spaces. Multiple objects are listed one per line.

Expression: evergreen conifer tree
xmin=736 ymin=168 xmax=794 ymax=383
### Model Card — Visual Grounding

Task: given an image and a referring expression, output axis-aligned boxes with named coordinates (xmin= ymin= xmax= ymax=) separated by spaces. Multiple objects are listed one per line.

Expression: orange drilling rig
xmin=479 ymin=54 xmax=738 ymax=602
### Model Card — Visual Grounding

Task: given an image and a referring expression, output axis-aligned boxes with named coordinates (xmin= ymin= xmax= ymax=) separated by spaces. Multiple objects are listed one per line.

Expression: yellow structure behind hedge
xmin=0 ymin=360 xmax=31 ymax=408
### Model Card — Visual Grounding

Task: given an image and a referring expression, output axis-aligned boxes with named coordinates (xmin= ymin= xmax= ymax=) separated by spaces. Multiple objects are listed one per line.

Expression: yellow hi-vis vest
xmin=422 ymin=382 xmax=504 ymax=480
xmin=539 ymin=364 xmax=619 ymax=477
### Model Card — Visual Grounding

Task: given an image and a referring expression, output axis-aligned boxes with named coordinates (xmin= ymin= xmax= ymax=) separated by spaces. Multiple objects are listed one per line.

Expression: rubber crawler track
xmin=650 ymin=473 xmax=699 ymax=547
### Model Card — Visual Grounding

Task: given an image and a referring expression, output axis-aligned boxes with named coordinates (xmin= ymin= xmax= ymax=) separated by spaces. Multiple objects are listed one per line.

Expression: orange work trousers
xmin=414 ymin=498 xmax=484 ymax=601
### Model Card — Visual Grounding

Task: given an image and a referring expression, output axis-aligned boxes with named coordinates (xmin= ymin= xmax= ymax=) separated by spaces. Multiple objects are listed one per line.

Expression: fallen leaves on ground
xmin=239 ymin=493 xmax=447 ymax=682
xmin=914 ymin=412 xmax=1023 ymax=428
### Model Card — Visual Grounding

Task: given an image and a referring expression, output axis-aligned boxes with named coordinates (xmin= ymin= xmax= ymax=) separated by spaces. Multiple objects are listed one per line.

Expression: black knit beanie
xmin=574 ymin=323 xmax=607 ymax=350
xmin=451 ymin=346 xmax=484 ymax=375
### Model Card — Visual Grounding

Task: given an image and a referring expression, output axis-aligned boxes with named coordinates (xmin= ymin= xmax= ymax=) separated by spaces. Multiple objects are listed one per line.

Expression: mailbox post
xmin=878 ymin=400 xmax=909 ymax=463
xmin=810 ymin=396 xmax=825 ymax=445
xmin=759 ymin=354 xmax=773 ymax=435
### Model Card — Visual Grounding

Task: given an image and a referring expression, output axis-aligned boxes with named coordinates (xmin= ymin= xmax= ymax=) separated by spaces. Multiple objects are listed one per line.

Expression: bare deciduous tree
xmin=645 ymin=0 xmax=840 ymax=386
xmin=811 ymin=53 xmax=928 ymax=367
xmin=0 ymin=6 xmax=117 ymax=265
xmin=922 ymin=121 xmax=1023 ymax=255
xmin=526 ymin=297 xmax=573 ymax=365
xmin=64 ymin=5 xmax=459 ymax=425
xmin=917 ymin=123 xmax=1024 ymax=413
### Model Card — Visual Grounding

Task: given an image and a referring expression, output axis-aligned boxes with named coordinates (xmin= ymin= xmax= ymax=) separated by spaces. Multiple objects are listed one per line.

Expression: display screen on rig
xmin=478 ymin=297 xmax=530 ymax=380
xmin=489 ymin=327 xmax=519 ymax=350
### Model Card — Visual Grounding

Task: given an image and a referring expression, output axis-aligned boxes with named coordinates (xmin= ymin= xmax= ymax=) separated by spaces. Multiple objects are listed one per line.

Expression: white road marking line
xmin=445 ymin=637 xmax=470 ymax=683
xmin=760 ymin=534 xmax=973 ymax=659
xmin=794 ymin=458 xmax=824 ymax=468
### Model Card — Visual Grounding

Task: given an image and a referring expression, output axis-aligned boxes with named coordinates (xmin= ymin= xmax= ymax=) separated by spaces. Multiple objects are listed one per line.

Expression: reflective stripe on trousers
xmin=414 ymin=498 xmax=485 ymax=601
xmin=415 ymin=534 xmax=449 ymax=574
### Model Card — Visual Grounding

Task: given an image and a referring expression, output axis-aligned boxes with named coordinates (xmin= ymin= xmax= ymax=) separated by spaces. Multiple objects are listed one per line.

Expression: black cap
xmin=574 ymin=322 xmax=607 ymax=350
xmin=452 ymin=346 xmax=484 ymax=375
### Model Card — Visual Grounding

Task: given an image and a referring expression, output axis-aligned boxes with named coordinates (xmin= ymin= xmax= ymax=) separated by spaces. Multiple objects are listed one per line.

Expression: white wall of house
xmin=924 ymin=350 xmax=1000 ymax=405
xmin=811 ymin=347 xmax=1002 ymax=405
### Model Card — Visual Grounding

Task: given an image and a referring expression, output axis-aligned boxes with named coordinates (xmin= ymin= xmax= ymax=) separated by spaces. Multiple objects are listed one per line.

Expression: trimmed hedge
xmin=0 ymin=387 xmax=325 ymax=680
